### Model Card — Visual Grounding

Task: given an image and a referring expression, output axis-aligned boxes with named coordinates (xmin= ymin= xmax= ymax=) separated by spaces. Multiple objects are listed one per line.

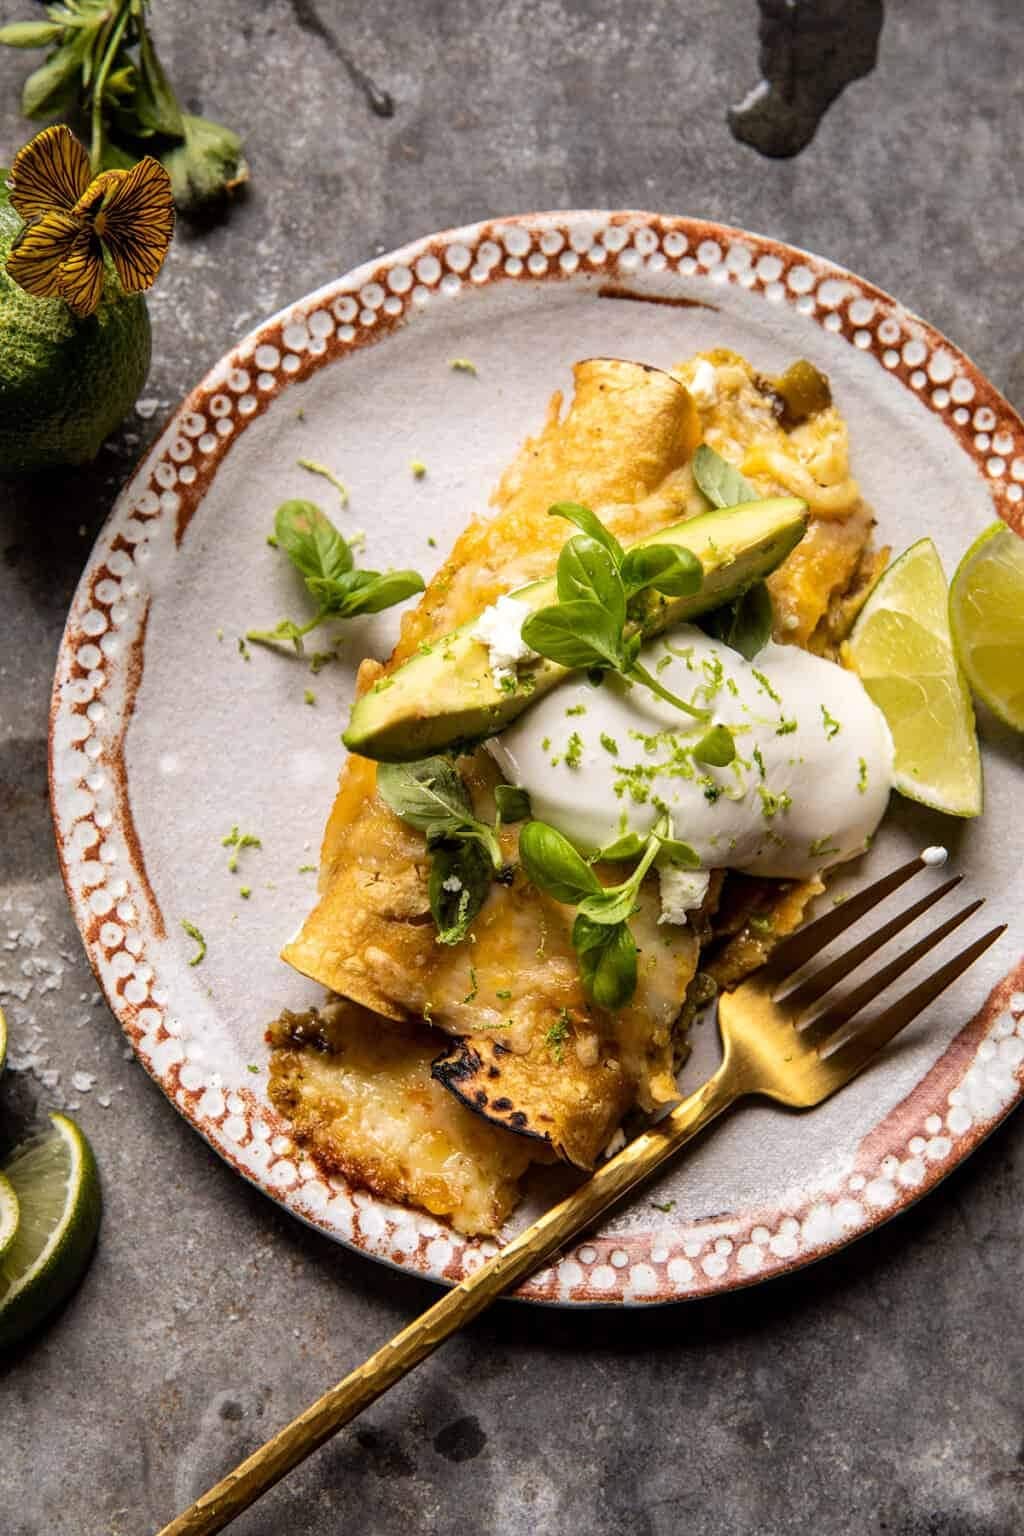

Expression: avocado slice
xmin=344 ymin=496 xmax=807 ymax=762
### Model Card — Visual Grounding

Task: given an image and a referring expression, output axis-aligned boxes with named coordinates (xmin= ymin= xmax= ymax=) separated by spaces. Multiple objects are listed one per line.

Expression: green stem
xmin=89 ymin=1 xmax=131 ymax=172
xmin=245 ymin=612 xmax=327 ymax=650
xmin=628 ymin=661 xmax=711 ymax=722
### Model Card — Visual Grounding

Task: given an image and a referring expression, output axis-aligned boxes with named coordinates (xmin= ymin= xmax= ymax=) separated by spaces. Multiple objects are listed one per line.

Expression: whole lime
xmin=0 ymin=173 xmax=151 ymax=475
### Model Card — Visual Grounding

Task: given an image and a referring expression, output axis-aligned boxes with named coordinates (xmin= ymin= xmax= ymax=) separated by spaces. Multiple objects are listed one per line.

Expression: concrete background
xmin=2 ymin=2 xmax=1023 ymax=1532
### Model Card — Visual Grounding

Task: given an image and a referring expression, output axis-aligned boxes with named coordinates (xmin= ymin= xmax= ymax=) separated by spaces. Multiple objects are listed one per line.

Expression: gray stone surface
xmin=1 ymin=2 xmax=1022 ymax=1532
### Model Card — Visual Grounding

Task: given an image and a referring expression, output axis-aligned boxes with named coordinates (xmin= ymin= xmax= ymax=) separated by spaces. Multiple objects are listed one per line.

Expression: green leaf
xmin=556 ymin=535 xmax=624 ymax=623
xmin=655 ymin=834 xmax=701 ymax=867
xmin=378 ymin=758 xmax=501 ymax=867
xmin=21 ymin=37 xmax=84 ymax=117
xmin=428 ymin=840 xmax=493 ymax=945
xmin=246 ymin=617 xmax=310 ymax=651
xmin=621 ymin=542 xmax=703 ymax=599
xmin=135 ymin=18 xmax=185 ymax=139
xmin=160 ymin=112 xmax=248 ymax=213
xmin=494 ymin=784 xmax=531 ymax=823
xmin=692 ymin=445 xmax=757 ymax=509
xmin=0 ymin=21 xmax=65 ymax=47
xmin=577 ymin=821 xmax=663 ymax=924
xmin=521 ymin=600 xmax=623 ymax=671
xmin=698 ymin=580 xmax=773 ymax=660
xmin=519 ymin=821 xmax=602 ymax=905
xmin=328 ymin=568 xmax=425 ymax=616
xmin=549 ymin=502 xmax=624 ymax=567
xmin=572 ymin=915 xmax=637 ymax=1010
xmin=593 ymin=831 xmax=647 ymax=862
xmin=692 ymin=724 xmax=736 ymax=767
xmin=275 ymin=500 xmax=352 ymax=583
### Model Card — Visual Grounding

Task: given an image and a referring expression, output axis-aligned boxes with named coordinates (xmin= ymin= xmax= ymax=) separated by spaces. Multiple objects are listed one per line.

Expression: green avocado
xmin=344 ymin=497 xmax=807 ymax=762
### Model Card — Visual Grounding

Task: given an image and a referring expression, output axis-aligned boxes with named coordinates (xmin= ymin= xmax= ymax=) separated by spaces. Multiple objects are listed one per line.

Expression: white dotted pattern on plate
xmin=50 ymin=213 xmax=1024 ymax=1303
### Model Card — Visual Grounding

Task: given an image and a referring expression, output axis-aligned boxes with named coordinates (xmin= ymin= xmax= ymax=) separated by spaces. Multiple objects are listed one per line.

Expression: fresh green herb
xmin=411 ymin=461 xmax=427 ymax=479
xmin=519 ymin=821 xmax=602 ymax=906
xmin=520 ymin=503 xmax=710 ymax=722
xmin=857 ymin=757 xmax=868 ymax=794
xmin=544 ymin=1012 xmax=572 ymax=1064
xmin=298 ymin=459 xmax=349 ymax=507
xmin=181 ymin=919 xmax=206 ymax=966
xmin=237 ymin=637 xmax=251 ymax=661
xmin=600 ymin=732 xmax=620 ymax=756
xmin=0 ymin=2 xmax=246 ymax=209
xmin=572 ymin=915 xmax=637 ymax=1011
xmin=463 ymin=967 xmax=479 ymax=1004
xmin=564 ymin=731 xmax=584 ymax=769
xmin=247 ymin=1064 xmax=261 ymax=1074
xmin=304 ymin=689 xmax=316 ymax=706
xmin=494 ymin=783 xmax=532 ymax=824
xmin=594 ymin=831 xmax=647 ymax=862
xmin=776 ymin=717 xmax=797 ymax=736
xmin=309 ymin=651 xmax=335 ymax=674
xmin=222 ymin=825 xmax=262 ymax=873
xmin=692 ymin=724 xmax=736 ymax=766
xmin=450 ymin=358 xmax=478 ymax=375
xmin=821 ymin=705 xmax=841 ymax=738
xmin=701 ymin=778 xmax=724 ymax=803
xmin=751 ymin=667 xmax=781 ymax=704
xmin=378 ymin=757 xmax=504 ymax=944
xmin=247 ymin=499 xmax=424 ymax=653
xmin=698 ymin=580 xmax=773 ymax=661
xmin=691 ymin=444 xmax=757 ymax=510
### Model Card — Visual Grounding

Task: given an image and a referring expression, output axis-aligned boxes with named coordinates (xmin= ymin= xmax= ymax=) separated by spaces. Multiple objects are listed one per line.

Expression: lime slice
xmin=949 ymin=521 xmax=1024 ymax=731
xmin=0 ymin=1112 xmax=101 ymax=1350
xmin=844 ymin=537 xmax=982 ymax=817
xmin=0 ymin=1172 xmax=19 ymax=1265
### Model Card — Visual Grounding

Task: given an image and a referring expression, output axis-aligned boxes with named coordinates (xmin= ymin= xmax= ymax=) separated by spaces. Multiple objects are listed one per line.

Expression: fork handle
xmin=157 ymin=1068 xmax=737 ymax=1536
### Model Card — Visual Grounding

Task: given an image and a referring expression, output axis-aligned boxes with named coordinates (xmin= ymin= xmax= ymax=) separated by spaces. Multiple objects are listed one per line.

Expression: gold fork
xmin=159 ymin=854 xmax=1004 ymax=1536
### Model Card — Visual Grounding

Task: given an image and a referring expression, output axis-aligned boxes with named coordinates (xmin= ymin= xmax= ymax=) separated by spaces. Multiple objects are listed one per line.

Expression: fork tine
xmin=784 ymin=875 xmax=963 ymax=1018
xmin=805 ymin=897 xmax=985 ymax=1041
xmin=821 ymin=924 xmax=1007 ymax=1077
xmin=766 ymin=855 xmax=927 ymax=983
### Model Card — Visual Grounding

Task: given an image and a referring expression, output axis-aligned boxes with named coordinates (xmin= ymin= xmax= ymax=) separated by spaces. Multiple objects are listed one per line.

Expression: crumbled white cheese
xmin=921 ymin=845 xmax=948 ymax=867
xmin=602 ymin=1127 xmax=627 ymax=1159
xmin=471 ymin=595 xmax=539 ymax=686
xmin=71 ymin=1070 xmax=96 ymax=1093
xmin=658 ymin=864 xmax=711 ymax=925
xmin=442 ymin=874 xmax=464 ymax=893
xmin=687 ymin=358 xmax=718 ymax=409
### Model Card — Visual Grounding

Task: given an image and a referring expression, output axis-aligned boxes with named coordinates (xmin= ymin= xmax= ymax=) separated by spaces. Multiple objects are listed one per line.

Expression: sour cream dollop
xmin=490 ymin=625 xmax=894 ymax=880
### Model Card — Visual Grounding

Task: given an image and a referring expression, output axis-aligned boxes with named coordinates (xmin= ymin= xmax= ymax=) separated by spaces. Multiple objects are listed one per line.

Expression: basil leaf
xmin=494 ymin=784 xmax=531 ymax=823
xmin=275 ymin=500 xmax=353 ymax=582
xmin=519 ymin=820 xmax=602 ymax=905
xmin=621 ymin=543 xmax=703 ymax=599
xmin=656 ymin=835 xmax=701 ymax=867
xmin=428 ymin=840 xmax=493 ymax=946
xmin=549 ymin=502 xmax=624 ymax=567
xmin=692 ymin=445 xmax=757 ymax=509
xmin=557 ymin=535 xmax=624 ymax=623
xmin=521 ymin=601 xmax=623 ymax=670
xmin=377 ymin=757 xmax=475 ymax=835
xmin=572 ymin=915 xmax=638 ymax=1010
xmin=378 ymin=758 xmax=500 ymax=867
xmin=21 ymin=35 xmax=86 ymax=118
xmin=593 ymin=831 xmax=647 ymax=862
xmin=692 ymin=724 xmax=736 ymax=767
xmin=330 ymin=569 xmax=425 ymax=616
xmin=576 ymin=884 xmax=640 ymax=926
xmin=698 ymin=580 xmax=773 ymax=660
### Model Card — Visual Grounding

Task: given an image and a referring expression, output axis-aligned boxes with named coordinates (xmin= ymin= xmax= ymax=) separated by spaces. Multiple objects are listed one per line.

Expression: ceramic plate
xmin=50 ymin=212 xmax=1024 ymax=1304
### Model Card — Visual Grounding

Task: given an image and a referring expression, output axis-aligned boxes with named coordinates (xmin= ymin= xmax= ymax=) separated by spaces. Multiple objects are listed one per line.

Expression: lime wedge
xmin=0 ymin=1112 xmax=101 ymax=1350
xmin=844 ymin=538 xmax=982 ymax=817
xmin=0 ymin=1172 xmax=19 ymax=1264
xmin=949 ymin=521 xmax=1024 ymax=731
